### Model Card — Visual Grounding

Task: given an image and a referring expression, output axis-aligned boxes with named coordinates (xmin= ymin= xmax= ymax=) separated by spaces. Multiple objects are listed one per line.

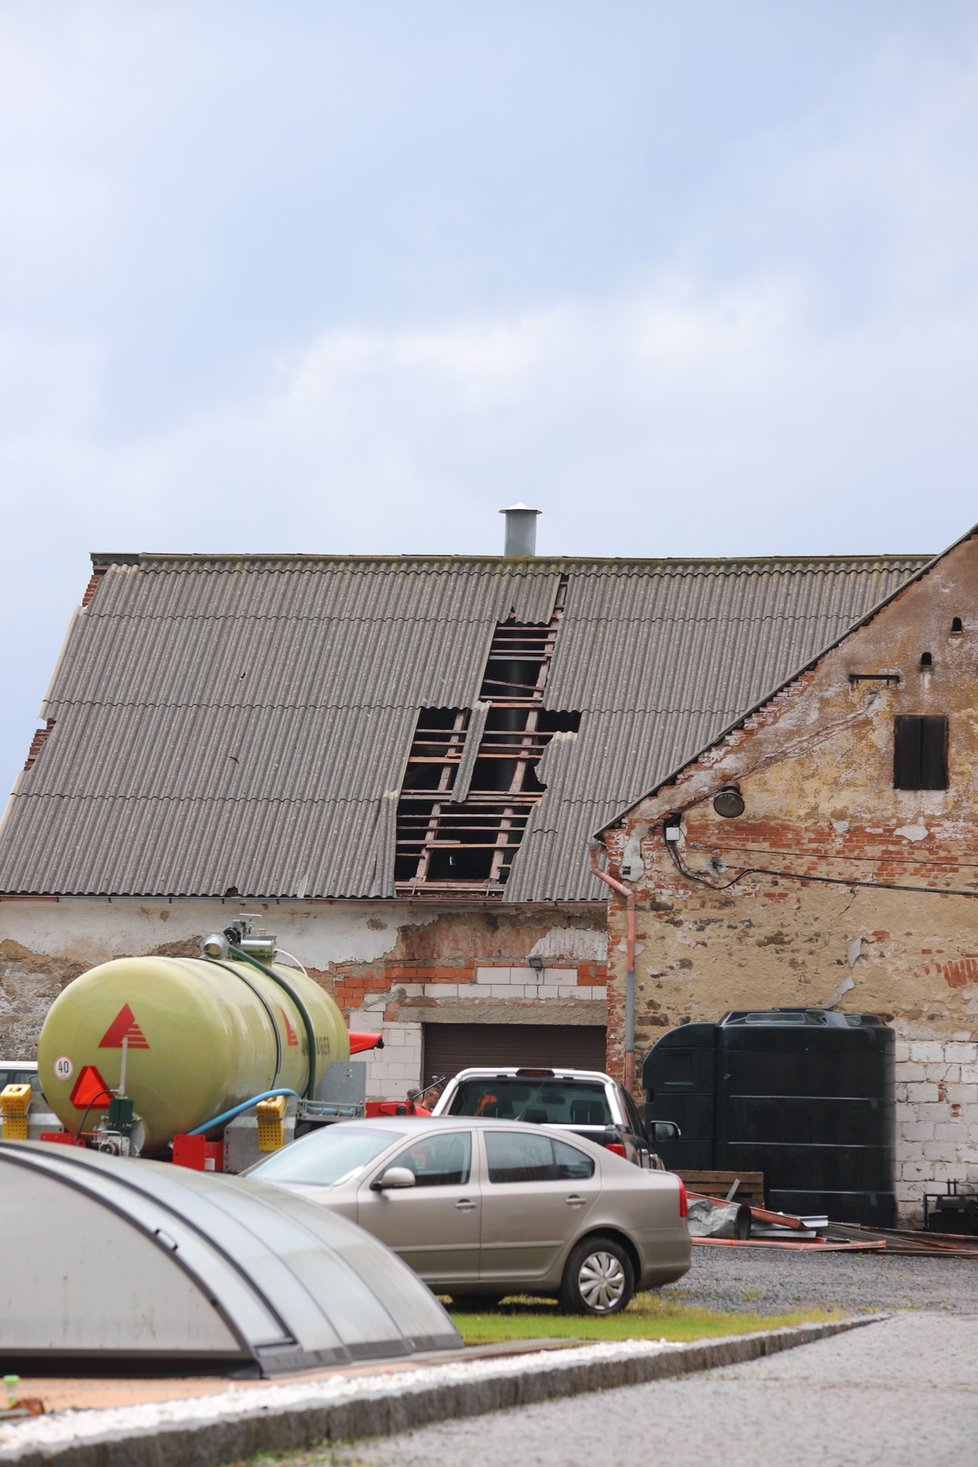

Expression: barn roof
xmin=0 ymin=550 xmax=927 ymax=902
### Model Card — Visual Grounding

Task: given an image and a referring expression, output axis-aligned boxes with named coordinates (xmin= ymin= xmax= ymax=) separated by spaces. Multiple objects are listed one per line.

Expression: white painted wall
xmin=0 ymin=898 xmax=437 ymax=967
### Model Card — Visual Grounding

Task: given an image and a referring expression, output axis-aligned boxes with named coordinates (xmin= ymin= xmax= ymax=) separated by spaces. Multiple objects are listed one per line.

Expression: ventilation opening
xmin=395 ymin=579 xmax=581 ymax=892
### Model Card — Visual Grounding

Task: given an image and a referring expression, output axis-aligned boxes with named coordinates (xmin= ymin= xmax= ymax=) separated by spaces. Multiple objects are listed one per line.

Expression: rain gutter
xmin=589 ymin=843 xmax=636 ymax=1093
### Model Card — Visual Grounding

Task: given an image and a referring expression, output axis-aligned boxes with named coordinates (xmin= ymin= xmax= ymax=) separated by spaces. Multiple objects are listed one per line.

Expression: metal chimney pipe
xmin=500 ymin=504 xmax=541 ymax=556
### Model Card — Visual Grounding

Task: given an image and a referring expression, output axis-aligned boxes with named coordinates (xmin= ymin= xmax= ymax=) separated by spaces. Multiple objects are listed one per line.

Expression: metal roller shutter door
xmin=422 ymin=1023 xmax=606 ymax=1087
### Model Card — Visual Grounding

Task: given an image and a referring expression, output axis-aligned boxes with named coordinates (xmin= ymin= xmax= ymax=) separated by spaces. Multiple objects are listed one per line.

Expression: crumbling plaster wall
xmin=0 ymin=897 xmax=607 ymax=1090
xmin=602 ymin=537 xmax=978 ymax=1221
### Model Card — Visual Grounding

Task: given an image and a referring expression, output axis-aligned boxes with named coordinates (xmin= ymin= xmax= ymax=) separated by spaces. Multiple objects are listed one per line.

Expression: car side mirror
xmin=370 ymin=1165 xmax=417 ymax=1192
xmin=649 ymin=1120 xmax=681 ymax=1143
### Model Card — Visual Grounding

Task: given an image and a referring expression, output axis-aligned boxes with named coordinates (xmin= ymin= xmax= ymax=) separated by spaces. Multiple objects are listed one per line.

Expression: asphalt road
xmin=271 ymin=1248 xmax=978 ymax=1467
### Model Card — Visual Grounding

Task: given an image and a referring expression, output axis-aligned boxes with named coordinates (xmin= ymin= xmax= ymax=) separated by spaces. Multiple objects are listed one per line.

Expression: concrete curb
xmin=0 ymin=1315 xmax=886 ymax=1467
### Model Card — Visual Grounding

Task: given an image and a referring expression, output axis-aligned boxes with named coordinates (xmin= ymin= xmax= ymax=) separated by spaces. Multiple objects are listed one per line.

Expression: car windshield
xmin=445 ymin=1078 xmax=611 ymax=1126
xmin=0 ymin=1065 xmax=40 ymax=1093
xmin=245 ymin=1125 xmax=400 ymax=1185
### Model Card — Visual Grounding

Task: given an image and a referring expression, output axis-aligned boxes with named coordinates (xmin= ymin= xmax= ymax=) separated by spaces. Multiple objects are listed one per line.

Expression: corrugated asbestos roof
xmin=0 ymin=552 xmax=928 ymax=901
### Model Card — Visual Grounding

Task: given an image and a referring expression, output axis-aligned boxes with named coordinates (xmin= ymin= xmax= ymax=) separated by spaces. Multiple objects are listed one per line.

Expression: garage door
xmin=423 ymin=1024 xmax=607 ymax=1087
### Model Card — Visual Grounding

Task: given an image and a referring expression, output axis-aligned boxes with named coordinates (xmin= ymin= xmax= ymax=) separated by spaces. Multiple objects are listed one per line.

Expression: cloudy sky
xmin=2 ymin=1 xmax=978 ymax=801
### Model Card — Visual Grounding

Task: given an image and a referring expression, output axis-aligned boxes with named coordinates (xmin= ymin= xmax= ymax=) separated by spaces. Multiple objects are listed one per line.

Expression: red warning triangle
xmin=69 ymin=1065 xmax=112 ymax=1110
xmin=281 ymin=1008 xmax=299 ymax=1047
xmin=98 ymin=1003 xmax=150 ymax=1049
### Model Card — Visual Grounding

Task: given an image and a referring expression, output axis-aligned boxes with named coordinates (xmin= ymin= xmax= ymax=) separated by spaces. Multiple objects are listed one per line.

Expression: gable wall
xmin=603 ymin=535 xmax=978 ymax=1223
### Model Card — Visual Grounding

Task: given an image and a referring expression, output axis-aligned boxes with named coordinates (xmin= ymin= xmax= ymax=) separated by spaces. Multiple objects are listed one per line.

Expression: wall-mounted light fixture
xmin=528 ymin=954 xmax=545 ymax=972
xmin=713 ymin=785 xmax=745 ymax=819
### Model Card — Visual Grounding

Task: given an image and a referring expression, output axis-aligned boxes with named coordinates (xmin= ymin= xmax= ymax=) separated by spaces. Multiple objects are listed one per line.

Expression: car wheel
xmin=559 ymin=1235 xmax=635 ymax=1316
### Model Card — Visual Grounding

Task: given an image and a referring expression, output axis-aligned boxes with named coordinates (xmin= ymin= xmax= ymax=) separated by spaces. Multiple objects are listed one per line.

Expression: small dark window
xmin=951 ymin=617 xmax=963 ymax=634
xmin=920 ymin=652 xmax=932 ymax=669
xmin=894 ymin=715 xmax=948 ymax=790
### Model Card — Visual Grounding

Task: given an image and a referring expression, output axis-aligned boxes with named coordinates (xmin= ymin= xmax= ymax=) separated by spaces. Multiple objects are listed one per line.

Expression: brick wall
xmin=896 ymin=1037 xmax=978 ymax=1223
xmin=598 ymin=531 xmax=978 ymax=1224
xmin=342 ymin=960 xmax=608 ymax=1100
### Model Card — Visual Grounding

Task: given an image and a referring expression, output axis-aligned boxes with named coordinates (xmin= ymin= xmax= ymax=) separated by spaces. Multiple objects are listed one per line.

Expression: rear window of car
xmin=484 ymin=1130 xmax=595 ymax=1183
xmin=445 ymin=1078 xmax=611 ymax=1126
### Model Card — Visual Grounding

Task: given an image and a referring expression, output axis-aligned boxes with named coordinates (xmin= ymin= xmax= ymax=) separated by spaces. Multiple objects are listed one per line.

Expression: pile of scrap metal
xmin=685 ymin=1183 xmax=832 ymax=1246
xmin=685 ymin=1194 xmax=753 ymax=1240
xmin=685 ymin=1178 xmax=978 ymax=1257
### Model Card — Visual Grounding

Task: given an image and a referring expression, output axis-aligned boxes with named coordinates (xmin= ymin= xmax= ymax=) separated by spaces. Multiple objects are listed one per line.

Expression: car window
xmin=485 ymin=1129 xmax=555 ymax=1182
xmin=245 ymin=1125 xmax=400 ymax=1184
xmin=566 ymin=1088 xmax=612 ymax=1126
xmin=552 ymin=1138 xmax=596 ymax=1180
xmin=444 ymin=1081 xmax=519 ymax=1118
xmin=621 ymin=1090 xmax=645 ymax=1135
xmin=388 ymin=1132 xmax=471 ymax=1187
xmin=0 ymin=1067 xmax=40 ymax=1093
xmin=485 ymin=1132 xmax=596 ymax=1183
xmin=448 ymin=1078 xmax=611 ymax=1126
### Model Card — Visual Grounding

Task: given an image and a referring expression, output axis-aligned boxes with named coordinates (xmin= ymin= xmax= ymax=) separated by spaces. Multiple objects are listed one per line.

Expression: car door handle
xmin=455 ymin=1199 xmax=477 ymax=1212
xmin=564 ymin=1194 xmax=586 ymax=1208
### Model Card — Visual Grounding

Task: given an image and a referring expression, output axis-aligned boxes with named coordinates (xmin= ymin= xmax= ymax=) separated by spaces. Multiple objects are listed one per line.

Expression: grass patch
xmin=447 ymin=1295 xmax=842 ymax=1345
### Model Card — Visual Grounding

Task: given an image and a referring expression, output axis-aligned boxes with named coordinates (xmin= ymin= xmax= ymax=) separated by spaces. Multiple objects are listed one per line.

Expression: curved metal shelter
xmin=0 ymin=1140 xmax=460 ymax=1376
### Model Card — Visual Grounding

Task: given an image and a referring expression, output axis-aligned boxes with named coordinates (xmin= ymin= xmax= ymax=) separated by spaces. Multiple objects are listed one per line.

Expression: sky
xmin=2 ymin=0 xmax=978 ymax=803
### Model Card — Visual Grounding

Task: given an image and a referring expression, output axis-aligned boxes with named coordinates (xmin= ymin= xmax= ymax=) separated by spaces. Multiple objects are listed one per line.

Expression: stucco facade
xmin=598 ymin=531 xmax=978 ymax=1223
xmin=0 ymin=897 xmax=607 ymax=1093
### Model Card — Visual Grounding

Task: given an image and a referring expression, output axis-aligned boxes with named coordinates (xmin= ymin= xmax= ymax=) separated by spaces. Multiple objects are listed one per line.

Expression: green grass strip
xmin=448 ymin=1296 xmax=842 ymax=1345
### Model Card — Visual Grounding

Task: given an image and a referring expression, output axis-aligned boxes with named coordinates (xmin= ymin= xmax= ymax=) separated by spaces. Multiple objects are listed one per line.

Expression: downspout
xmin=589 ymin=842 xmax=636 ymax=1094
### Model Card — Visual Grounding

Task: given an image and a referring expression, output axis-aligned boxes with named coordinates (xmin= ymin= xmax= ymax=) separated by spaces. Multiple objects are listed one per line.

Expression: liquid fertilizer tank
xmin=37 ymin=942 xmax=351 ymax=1155
xmin=0 ymin=1140 xmax=461 ymax=1375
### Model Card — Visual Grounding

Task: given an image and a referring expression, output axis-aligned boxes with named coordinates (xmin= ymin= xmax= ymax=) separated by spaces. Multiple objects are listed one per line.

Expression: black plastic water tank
xmin=644 ymin=1008 xmax=896 ymax=1227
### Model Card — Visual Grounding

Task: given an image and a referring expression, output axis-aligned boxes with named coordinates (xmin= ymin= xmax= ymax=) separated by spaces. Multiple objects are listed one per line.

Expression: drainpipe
xmin=589 ymin=842 xmax=636 ymax=1094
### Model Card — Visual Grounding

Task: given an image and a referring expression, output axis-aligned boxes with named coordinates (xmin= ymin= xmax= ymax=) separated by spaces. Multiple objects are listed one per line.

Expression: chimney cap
xmin=499 ymin=503 xmax=541 ymax=515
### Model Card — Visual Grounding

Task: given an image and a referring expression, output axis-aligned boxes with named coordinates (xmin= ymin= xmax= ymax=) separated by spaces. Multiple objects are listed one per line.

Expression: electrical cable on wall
xmin=682 ymin=835 xmax=978 ymax=873
xmin=663 ymin=826 xmax=978 ymax=899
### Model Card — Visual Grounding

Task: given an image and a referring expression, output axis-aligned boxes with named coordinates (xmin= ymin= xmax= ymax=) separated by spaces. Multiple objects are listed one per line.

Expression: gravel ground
xmin=315 ymin=1313 xmax=978 ymax=1467
xmin=667 ymin=1241 xmax=978 ymax=1315
xmin=246 ymin=1247 xmax=978 ymax=1467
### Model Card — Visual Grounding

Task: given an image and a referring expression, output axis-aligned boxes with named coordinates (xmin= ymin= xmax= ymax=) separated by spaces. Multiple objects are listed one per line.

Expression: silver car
xmin=246 ymin=1117 xmax=691 ymax=1315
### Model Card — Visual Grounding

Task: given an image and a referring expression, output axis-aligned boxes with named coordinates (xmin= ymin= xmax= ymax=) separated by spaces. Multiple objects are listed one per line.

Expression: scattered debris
xmin=683 ymin=1175 xmax=978 ymax=1258
xmin=923 ymin=1180 xmax=978 ymax=1236
xmin=686 ymin=1197 xmax=752 ymax=1239
xmin=1 ymin=1375 xmax=45 ymax=1423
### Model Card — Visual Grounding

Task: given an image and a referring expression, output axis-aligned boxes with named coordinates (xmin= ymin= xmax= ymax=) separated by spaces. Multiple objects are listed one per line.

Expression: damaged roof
xmin=0 ymin=551 xmax=928 ymax=902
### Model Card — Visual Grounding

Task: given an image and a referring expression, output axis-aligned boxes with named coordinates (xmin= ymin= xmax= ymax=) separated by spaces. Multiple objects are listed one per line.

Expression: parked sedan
xmin=245 ymin=1117 xmax=691 ymax=1314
